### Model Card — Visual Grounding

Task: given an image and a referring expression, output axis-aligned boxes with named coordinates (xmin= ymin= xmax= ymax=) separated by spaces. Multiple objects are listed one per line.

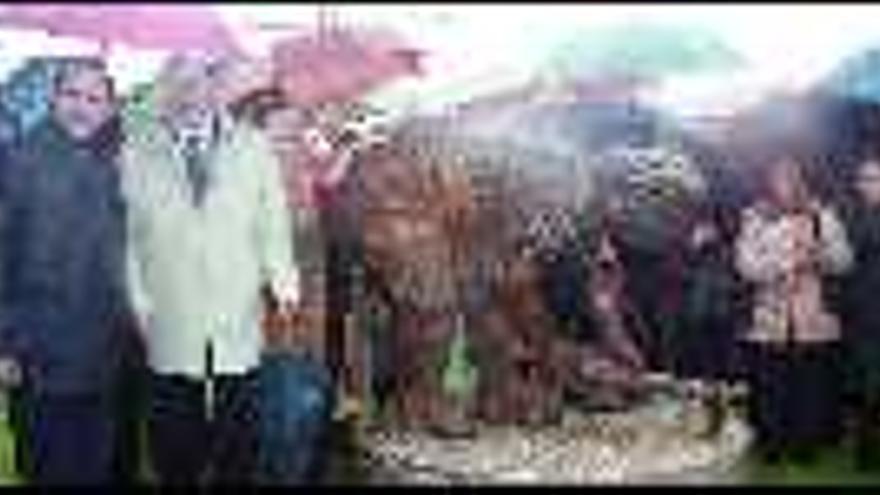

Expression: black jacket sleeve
xmin=0 ymin=144 xmax=31 ymax=357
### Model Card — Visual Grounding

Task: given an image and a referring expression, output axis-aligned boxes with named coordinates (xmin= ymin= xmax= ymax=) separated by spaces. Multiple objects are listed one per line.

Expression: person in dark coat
xmin=676 ymin=203 xmax=739 ymax=381
xmin=840 ymin=156 xmax=880 ymax=470
xmin=534 ymin=207 xmax=589 ymax=343
xmin=0 ymin=140 xmax=33 ymax=480
xmin=0 ymin=59 xmax=132 ymax=484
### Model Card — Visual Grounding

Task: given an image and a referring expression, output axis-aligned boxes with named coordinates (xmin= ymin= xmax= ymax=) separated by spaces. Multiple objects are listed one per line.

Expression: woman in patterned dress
xmin=734 ymin=151 xmax=853 ymax=463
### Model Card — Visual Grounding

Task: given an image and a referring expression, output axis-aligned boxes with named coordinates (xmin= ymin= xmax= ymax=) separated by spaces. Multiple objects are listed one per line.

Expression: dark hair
xmin=51 ymin=58 xmax=120 ymax=158
xmin=749 ymin=139 xmax=813 ymax=172
xmin=855 ymin=145 xmax=880 ymax=169
xmin=850 ymin=152 xmax=880 ymax=193
xmin=231 ymin=88 xmax=288 ymax=128
xmin=574 ymin=197 xmax=623 ymax=258
xmin=51 ymin=57 xmax=116 ymax=102
xmin=743 ymin=141 xmax=816 ymax=206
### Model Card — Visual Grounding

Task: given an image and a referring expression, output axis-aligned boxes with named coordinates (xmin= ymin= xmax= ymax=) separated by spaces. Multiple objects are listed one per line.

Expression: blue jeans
xmin=259 ymin=352 xmax=334 ymax=484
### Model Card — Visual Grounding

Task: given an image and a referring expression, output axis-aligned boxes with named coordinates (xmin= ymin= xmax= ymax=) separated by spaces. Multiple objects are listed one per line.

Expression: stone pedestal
xmin=362 ymin=393 xmax=752 ymax=485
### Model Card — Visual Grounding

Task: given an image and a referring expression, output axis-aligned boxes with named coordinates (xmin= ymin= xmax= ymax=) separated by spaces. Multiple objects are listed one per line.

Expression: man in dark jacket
xmin=841 ymin=157 xmax=880 ymax=469
xmin=676 ymin=204 xmax=739 ymax=381
xmin=0 ymin=58 xmax=131 ymax=484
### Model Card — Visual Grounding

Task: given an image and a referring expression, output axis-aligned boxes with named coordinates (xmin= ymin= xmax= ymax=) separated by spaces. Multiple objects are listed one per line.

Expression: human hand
xmin=333 ymin=392 xmax=365 ymax=422
xmin=593 ymin=290 xmax=618 ymax=315
xmin=771 ymin=217 xmax=814 ymax=274
xmin=787 ymin=215 xmax=821 ymax=270
xmin=691 ymin=222 xmax=718 ymax=249
xmin=616 ymin=343 xmax=646 ymax=372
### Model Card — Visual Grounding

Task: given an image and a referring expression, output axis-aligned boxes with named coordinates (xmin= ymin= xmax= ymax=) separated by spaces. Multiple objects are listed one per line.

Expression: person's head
xmin=262 ymin=103 xmax=309 ymax=161
xmin=855 ymin=157 xmax=880 ymax=206
xmin=154 ymin=53 xmax=228 ymax=130
xmin=760 ymin=151 xmax=813 ymax=211
xmin=231 ymin=88 xmax=284 ymax=126
xmin=51 ymin=58 xmax=116 ymax=142
xmin=215 ymin=57 xmax=272 ymax=109
xmin=589 ymin=219 xmax=622 ymax=280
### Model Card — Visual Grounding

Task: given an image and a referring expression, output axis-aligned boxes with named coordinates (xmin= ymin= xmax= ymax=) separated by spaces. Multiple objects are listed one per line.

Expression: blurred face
xmin=302 ymin=125 xmax=335 ymax=161
xmin=767 ymin=157 xmax=807 ymax=208
xmin=158 ymin=55 xmax=224 ymax=130
xmin=856 ymin=160 xmax=880 ymax=206
xmin=52 ymin=65 xmax=114 ymax=142
xmin=595 ymin=232 xmax=618 ymax=269
xmin=264 ymin=106 xmax=306 ymax=161
xmin=215 ymin=58 xmax=271 ymax=107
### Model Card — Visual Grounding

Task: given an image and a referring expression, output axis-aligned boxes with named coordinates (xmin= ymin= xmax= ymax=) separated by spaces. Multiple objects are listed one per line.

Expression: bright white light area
xmin=213 ymin=3 xmax=318 ymax=58
xmin=104 ymin=45 xmax=170 ymax=94
xmin=646 ymin=73 xmax=764 ymax=120
xmin=548 ymin=4 xmax=880 ymax=117
xmin=0 ymin=29 xmax=98 ymax=79
xmin=0 ymin=26 xmax=170 ymax=94
xmin=345 ymin=4 xmax=880 ymax=114
xmin=3 ymin=4 xmax=880 ymax=108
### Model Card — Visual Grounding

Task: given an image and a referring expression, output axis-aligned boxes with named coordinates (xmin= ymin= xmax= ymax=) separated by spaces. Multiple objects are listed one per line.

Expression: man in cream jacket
xmin=120 ymin=54 xmax=299 ymax=484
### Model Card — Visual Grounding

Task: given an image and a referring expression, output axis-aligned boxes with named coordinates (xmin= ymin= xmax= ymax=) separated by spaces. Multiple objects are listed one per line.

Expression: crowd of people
xmin=2 ymin=48 xmax=880 ymax=486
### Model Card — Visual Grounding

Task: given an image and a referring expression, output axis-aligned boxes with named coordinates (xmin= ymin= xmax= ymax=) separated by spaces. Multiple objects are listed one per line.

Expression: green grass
xmin=0 ymin=434 xmax=19 ymax=485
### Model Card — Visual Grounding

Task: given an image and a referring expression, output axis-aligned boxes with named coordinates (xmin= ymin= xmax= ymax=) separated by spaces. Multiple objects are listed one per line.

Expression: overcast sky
xmin=2 ymin=3 xmax=880 ymax=113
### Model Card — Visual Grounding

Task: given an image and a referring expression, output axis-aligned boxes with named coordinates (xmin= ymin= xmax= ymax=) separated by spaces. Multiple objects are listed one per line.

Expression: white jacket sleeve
xmin=251 ymin=130 xmax=300 ymax=306
xmin=816 ymin=206 xmax=854 ymax=275
xmin=119 ymin=145 xmax=154 ymax=330
xmin=126 ymin=226 xmax=153 ymax=327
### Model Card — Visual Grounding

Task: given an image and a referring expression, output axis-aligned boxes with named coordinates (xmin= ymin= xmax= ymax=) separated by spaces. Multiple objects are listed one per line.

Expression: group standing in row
xmin=3 ymin=50 xmax=880 ymax=485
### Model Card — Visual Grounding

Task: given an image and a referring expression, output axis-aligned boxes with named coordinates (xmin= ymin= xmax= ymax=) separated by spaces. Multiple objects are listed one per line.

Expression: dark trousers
xmin=26 ymin=393 xmax=115 ymax=485
xmin=324 ymin=221 xmax=352 ymax=389
xmin=855 ymin=395 xmax=880 ymax=469
xmin=673 ymin=318 xmax=735 ymax=380
xmin=742 ymin=341 xmax=843 ymax=458
xmin=112 ymin=334 xmax=147 ymax=484
xmin=844 ymin=323 xmax=880 ymax=469
xmin=147 ymin=371 xmax=259 ymax=485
